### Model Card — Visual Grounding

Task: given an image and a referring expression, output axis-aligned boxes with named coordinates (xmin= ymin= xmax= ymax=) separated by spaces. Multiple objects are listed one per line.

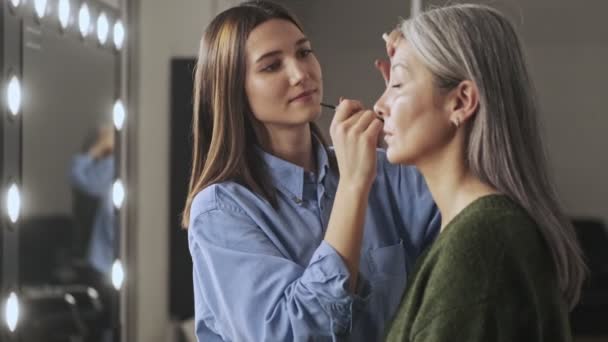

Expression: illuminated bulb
xmin=112 ymin=260 xmax=125 ymax=290
xmin=5 ymin=292 xmax=19 ymax=332
xmin=7 ymin=184 xmax=21 ymax=224
xmin=78 ymin=3 xmax=91 ymax=37
xmin=112 ymin=180 xmax=125 ymax=209
xmin=7 ymin=75 xmax=21 ymax=116
xmin=35 ymin=0 xmax=47 ymax=18
xmin=113 ymin=20 xmax=125 ymax=50
xmin=113 ymin=100 xmax=126 ymax=130
xmin=58 ymin=0 xmax=70 ymax=29
xmin=97 ymin=13 xmax=109 ymax=45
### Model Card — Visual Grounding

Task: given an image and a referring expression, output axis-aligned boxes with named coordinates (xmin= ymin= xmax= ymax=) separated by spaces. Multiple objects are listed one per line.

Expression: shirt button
xmin=293 ymin=197 xmax=303 ymax=205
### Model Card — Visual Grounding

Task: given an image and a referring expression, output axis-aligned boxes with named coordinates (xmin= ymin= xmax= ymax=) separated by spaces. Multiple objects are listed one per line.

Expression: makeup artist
xmin=181 ymin=1 xmax=439 ymax=341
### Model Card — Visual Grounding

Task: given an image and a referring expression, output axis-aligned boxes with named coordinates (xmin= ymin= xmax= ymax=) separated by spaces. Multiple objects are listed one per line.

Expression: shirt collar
xmin=257 ymin=136 xmax=331 ymax=199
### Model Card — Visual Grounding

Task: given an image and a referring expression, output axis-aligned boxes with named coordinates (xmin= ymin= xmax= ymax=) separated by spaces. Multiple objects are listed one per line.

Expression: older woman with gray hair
xmin=367 ymin=4 xmax=586 ymax=341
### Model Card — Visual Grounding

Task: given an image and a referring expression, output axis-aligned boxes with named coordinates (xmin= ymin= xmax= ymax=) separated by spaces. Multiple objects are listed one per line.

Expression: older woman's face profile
xmin=375 ymin=40 xmax=453 ymax=165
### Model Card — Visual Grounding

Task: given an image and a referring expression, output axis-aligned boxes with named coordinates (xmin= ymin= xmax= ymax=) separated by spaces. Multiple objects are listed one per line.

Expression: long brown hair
xmin=400 ymin=4 xmax=586 ymax=308
xmin=181 ymin=1 xmax=332 ymax=228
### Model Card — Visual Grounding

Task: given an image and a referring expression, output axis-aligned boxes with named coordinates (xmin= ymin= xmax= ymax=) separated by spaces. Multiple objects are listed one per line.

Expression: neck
xmin=258 ymin=123 xmax=316 ymax=172
xmin=417 ymin=134 xmax=498 ymax=232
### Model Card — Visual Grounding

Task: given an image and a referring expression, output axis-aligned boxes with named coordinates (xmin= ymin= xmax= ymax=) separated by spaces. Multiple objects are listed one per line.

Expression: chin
xmin=298 ymin=106 xmax=321 ymax=122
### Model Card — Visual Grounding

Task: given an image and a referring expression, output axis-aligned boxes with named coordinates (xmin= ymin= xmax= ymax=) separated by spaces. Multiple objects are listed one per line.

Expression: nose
xmin=287 ymin=60 xmax=309 ymax=86
xmin=374 ymin=91 xmax=389 ymax=119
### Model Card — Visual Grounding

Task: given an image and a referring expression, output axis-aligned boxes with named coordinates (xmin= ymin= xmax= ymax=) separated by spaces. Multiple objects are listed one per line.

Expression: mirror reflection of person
xmin=69 ymin=124 xmax=116 ymax=275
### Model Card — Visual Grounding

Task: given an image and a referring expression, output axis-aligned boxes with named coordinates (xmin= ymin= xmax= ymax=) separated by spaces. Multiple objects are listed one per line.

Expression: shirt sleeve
xmin=382 ymin=156 xmax=440 ymax=257
xmin=189 ymin=204 xmax=371 ymax=342
xmin=68 ymin=154 xmax=114 ymax=197
xmin=398 ymin=165 xmax=441 ymax=251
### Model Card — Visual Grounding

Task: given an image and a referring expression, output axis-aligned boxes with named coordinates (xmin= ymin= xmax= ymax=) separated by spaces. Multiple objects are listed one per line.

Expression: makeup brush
xmin=321 ymin=102 xmax=384 ymax=123
xmin=320 ymin=102 xmax=336 ymax=110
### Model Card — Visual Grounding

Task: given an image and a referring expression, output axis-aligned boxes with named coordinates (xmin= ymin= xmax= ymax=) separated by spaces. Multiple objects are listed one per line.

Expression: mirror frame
xmin=0 ymin=0 xmax=131 ymax=340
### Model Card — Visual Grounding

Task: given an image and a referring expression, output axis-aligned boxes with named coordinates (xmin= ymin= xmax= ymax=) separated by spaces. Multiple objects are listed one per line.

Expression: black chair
xmin=17 ymin=215 xmax=113 ymax=342
xmin=570 ymin=218 xmax=608 ymax=335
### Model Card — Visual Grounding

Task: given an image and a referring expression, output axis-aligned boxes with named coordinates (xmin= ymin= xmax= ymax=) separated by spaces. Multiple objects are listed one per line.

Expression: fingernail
xmin=382 ymin=33 xmax=389 ymax=41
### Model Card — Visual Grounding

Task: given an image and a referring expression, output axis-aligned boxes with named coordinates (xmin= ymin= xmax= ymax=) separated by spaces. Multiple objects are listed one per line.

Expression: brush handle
xmin=321 ymin=102 xmax=384 ymax=122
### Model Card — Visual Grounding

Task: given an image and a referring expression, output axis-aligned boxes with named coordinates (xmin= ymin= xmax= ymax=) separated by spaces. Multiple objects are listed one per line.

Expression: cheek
xmin=388 ymin=97 xmax=450 ymax=162
xmin=245 ymin=75 xmax=285 ymax=119
xmin=311 ymin=58 xmax=322 ymax=80
xmin=390 ymin=96 xmax=420 ymax=133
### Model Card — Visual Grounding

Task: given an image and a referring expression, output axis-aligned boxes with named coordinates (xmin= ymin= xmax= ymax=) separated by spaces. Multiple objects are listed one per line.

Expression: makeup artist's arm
xmin=189 ymin=186 xmax=372 ymax=341
xmin=324 ymin=99 xmax=384 ymax=292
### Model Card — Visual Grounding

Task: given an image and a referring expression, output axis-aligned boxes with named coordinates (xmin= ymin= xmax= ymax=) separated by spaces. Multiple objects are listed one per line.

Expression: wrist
xmin=337 ymin=179 xmax=372 ymax=196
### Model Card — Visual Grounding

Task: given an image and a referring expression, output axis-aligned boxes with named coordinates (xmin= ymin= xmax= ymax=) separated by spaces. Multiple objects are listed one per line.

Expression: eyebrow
xmin=254 ymin=38 xmax=310 ymax=63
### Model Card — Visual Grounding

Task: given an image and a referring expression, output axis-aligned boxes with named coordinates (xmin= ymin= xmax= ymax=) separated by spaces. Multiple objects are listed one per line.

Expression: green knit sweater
xmin=386 ymin=195 xmax=573 ymax=342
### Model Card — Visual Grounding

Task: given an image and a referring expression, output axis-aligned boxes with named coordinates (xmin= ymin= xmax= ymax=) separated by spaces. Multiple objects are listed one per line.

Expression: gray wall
xmin=136 ymin=0 xmax=239 ymax=341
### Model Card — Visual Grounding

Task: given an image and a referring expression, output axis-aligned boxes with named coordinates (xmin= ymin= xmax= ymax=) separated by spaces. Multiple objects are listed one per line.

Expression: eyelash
xmin=261 ymin=48 xmax=314 ymax=72
xmin=298 ymin=48 xmax=313 ymax=58
xmin=262 ymin=62 xmax=280 ymax=72
xmin=391 ymin=83 xmax=402 ymax=88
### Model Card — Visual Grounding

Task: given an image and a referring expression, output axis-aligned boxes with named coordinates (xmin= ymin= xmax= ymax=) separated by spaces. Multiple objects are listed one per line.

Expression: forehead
xmin=246 ymin=19 xmax=305 ymax=55
xmin=392 ymin=39 xmax=416 ymax=64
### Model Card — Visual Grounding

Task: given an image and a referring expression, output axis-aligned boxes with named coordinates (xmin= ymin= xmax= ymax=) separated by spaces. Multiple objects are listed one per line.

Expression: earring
xmin=452 ymin=117 xmax=461 ymax=128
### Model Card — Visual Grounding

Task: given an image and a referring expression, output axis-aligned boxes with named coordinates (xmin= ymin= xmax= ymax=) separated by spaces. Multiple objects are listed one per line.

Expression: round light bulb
xmin=78 ymin=3 xmax=91 ymax=37
xmin=10 ymin=0 xmax=20 ymax=9
xmin=97 ymin=13 xmax=109 ymax=45
xmin=7 ymin=184 xmax=21 ymax=224
xmin=113 ymin=20 xmax=125 ymax=50
xmin=112 ymin=180 xmax=125 ymax=209
xmin=7 ymin=75 xmax=21 ymax=116
xmin=4 ymin=292 xmax=19 ymax=333
xmin=113 ymin=100 xmax=126 ymax=130
xmin=112 ymin=260 xmax=125 ymax=290
xmin=34 ymin=0 xmax=48 ymax=18
xmin=58 ymin=0 xmax=70 ymax=29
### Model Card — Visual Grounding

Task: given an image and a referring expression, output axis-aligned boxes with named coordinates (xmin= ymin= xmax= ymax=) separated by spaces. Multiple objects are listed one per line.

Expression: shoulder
xmin=189 ymin=182 xmax=256 ymax=224
xmin=447 ymin=198 xmax=539 ymax=248
xmin=188 ymin=182 xmax=263 ymax=247
xmin=438 ymin=197 xmax=548 ymax=274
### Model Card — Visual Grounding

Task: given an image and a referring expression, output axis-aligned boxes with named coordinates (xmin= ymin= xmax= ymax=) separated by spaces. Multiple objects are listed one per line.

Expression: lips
xmin=289 ymin=89 xmax=317 ymax=102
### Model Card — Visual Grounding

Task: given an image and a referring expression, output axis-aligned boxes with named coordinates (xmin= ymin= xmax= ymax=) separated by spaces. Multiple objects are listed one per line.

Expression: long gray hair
xmin=399 ymin=4 xmax=585 ymax=309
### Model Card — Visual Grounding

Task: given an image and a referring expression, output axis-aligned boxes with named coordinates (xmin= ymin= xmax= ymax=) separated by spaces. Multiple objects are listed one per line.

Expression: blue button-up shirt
xmin=188 ymin=142 xmax=440 ymax=341
xmin=69 ymin=154 xmax=115 ymax=274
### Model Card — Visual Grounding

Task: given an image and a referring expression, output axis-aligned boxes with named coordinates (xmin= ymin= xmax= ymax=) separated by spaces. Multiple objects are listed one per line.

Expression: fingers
xmin=382 ymin=30 xmax=401 ymax=58
xmin=365 ymin=116 xmax=384 ymax=138
xmin=332 ymin=98 xmax=364 ymax=123
xmin=374 ymin=59 xmax=391 ymax=85
xmin=351 ymin=110 xmax=378 ymax=134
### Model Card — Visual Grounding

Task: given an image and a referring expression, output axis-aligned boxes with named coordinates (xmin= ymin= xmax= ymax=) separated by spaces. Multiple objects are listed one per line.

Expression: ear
xmin=447 ymin=80 xmax=479 ymax=126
